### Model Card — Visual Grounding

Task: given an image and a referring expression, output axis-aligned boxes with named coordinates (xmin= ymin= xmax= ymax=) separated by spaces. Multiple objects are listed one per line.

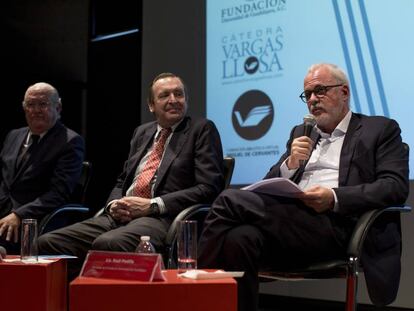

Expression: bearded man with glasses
xmin=198 ymin=63 xmax=409 ymax=311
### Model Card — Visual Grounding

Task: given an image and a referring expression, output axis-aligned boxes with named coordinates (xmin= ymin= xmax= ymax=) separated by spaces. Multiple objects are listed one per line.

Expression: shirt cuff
xmin=331 ymin=189 xmax=339 ymax=212
xmin=105 ymin=200 xmax=118 ymax=213
xmin=280 ymin=159 xmax=297 ymax=179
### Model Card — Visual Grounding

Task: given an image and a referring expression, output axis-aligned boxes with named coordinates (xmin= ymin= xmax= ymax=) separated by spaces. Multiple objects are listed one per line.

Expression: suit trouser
xmin=198 ymin=189 xmax=351 ymax=311
xmin=37 ymin=214 xmax=170 ymax=280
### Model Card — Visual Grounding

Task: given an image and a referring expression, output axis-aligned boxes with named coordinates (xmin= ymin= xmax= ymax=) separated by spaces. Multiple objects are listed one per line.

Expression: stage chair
xmin=258 ymin=143 xmax=411 ymax=311
xmin=258 ymin=205 xmax=411 ymax=311
xmin=38 ymin=161 xmax=92 ymax=235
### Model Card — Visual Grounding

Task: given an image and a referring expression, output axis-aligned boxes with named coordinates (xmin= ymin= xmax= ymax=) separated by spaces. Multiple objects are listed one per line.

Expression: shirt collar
xmin=156 ymin=118 xmax=182 ymax=134
xmin=24 ymin=130 xmax=47 ymax=145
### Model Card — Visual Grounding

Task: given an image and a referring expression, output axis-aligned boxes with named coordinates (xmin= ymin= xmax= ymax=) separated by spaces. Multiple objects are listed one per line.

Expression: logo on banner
xmin=232 ymin=90 xmax=274 ymax=140
xmin=221 ymin=0 xmax=287 ymax=23
xmin=244 ymin=56 xmax=259 ymax=74
xmin=221 ymin=26 xmax=284 ymax=83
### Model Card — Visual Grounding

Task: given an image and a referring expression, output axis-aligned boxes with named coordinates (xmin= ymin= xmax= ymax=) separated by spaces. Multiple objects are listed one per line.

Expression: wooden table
xmin=70 ymin=269 xmax=237 ymax=311
xmin=0 ymin=256 xmax=67 ymax=311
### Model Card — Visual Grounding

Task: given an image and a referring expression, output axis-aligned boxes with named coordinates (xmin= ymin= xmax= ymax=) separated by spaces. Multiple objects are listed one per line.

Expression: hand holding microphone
xmin=287 ymin=114 xmax=316 ymax=169
xmin=299 ymin=114 xmax=316 ymax=166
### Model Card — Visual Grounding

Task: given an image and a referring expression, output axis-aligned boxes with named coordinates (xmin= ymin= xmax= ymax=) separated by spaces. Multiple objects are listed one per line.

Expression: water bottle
xmin=135 ymin=236 xmax=156 ymax=253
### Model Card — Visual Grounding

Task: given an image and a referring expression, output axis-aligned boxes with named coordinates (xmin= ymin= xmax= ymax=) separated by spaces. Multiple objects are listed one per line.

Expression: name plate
xmin=80 ymin=251 xmax=166 ymax=281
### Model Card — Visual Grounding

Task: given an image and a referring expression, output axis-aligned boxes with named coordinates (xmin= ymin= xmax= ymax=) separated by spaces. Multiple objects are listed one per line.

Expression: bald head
xmin=24 ymin=82 xmax=61 ymax=106
xmin=23 ymin=82 xmax=62 ymax=134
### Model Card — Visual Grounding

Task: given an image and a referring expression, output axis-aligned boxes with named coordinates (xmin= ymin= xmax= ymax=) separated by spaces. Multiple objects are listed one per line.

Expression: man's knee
xmin=91 ymin=233 xmax=133 ymax=252
xmin=213 ymin=188 xmax=263 ymax=215
xmin=214 ymin=188 xmax=241 ymax=204
xmin=92 ymin=233 xmax=113 ymax=251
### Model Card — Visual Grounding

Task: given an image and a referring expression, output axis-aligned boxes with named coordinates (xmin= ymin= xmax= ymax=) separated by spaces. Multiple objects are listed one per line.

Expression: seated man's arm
xmin=159 ymin=119 xmax=224 ymax=217
xmin=333 ymin=118 xmax=409 ymax=216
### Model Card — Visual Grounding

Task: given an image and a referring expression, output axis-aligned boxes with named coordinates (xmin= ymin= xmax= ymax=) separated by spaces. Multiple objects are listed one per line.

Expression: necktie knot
xmin=158 ymin=128 xmax=172 ymax=141
xmin=31 ymin=135 xmax=40 ymax=145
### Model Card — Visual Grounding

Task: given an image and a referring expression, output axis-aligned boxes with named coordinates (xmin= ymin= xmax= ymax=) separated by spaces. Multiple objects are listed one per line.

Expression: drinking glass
xmin=20 ymin=219 xmax=38 ymax=262
xmin=177 ymin=220 xmax=197 ymax=273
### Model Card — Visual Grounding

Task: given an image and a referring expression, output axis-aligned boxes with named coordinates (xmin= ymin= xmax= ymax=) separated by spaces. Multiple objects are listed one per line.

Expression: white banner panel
xmin=207 ymin=0 xmax=414 ymax=184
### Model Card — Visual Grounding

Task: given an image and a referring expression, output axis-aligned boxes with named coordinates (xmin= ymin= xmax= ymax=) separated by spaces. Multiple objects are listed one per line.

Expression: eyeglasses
xmin=299 ymin=84 xmax=343 ymax=103
xmin=22 ymin=101 xmax=51 ymax=111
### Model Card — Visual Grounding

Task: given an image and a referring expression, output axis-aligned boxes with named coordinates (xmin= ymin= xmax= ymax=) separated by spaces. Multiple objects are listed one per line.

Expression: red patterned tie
xmin=133 ymin=128 xmax=172 ymax=198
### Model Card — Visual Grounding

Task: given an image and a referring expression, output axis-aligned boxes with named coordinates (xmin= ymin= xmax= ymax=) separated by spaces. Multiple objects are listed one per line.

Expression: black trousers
xmin=198 ymin=189 xmax=351 ymax=311
xmin=37 ymin=214 xmax=170 ymax=280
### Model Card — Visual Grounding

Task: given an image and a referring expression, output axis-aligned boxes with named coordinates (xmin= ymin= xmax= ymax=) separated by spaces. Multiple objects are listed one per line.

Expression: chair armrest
xmin=347 ymin=205 xmax=411 ymax=257
xmin=38 ymin=204 xmax=89 ymax=235
xmin=165 ymin=203 xmax=211 ymax=246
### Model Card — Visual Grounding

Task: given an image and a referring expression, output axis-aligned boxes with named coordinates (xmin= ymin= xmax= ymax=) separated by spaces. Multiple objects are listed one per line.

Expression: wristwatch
xmin=150 ymin=200 xmax=160 ymax=216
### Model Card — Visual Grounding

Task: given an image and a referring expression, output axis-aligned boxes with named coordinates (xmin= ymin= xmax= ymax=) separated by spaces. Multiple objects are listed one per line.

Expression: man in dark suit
xmin=198 ymin=63 xmax=409 ymax=311
xmin=38 ymin=72 xmax=224 ymax=277
xmin=0 ymin=82 xmax=85 ymax=253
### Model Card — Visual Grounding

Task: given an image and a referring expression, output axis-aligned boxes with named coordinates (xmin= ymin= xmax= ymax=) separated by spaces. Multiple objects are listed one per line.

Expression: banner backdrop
xmin=207 ymin=0 xmax=414 ymax=184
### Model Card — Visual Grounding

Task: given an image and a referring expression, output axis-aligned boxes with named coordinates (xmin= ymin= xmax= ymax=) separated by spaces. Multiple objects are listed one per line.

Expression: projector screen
xmin=207 ymin=0 xmax=414 ymax=185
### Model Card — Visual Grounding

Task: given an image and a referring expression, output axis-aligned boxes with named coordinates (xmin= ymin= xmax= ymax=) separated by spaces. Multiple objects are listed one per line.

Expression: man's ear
xmin=148 ymin=102 xmax=154 ymax=113
xmin=56 ymin=102 xmax=63 ymax=114
xmin=342 ymin=84 xmax=350 ymax=96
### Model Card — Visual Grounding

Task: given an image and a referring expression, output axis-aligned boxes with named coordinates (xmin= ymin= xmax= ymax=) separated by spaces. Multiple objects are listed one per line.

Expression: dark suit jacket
xmin=265 ymin=113 xmax=409 ymax=306
xmin=0 ymin=121 xmax=85 ymax=220
xmin=106 ymin=116 xmax=225 ymax=219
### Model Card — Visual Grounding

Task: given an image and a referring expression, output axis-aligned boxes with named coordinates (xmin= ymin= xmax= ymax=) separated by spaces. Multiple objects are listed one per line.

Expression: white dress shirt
xmin=280 ymin=111 xmax=352 ymax=210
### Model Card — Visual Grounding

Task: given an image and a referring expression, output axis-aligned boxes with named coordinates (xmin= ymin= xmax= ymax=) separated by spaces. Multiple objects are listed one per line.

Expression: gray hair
xmin=307 ymin=63 xmax=349 ymax=85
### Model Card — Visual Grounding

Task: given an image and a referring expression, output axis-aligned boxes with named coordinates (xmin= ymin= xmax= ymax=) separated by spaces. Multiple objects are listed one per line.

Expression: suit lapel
xmin=133 ymin=126 xmax=157 ymax=166
xmin=338 ymin=114 xmax=361 ymax=186
xmin=13 ymin=122 xmax=65 ymax=180
xmin=15 ymin=140 xmax=39 ymax=174
xmin=12 ymin=130 xmax=29 ymax=177
xmin=154 ymin=117 xmax=190 ymax=192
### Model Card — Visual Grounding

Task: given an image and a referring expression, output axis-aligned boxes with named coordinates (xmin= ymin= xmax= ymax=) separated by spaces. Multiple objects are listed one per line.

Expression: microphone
xmin=303 ymin=114 xmax=316 ymax=137
xmin=300 ymin=114 xmax=316 ymax=166
xmin=0 ymin=246 xmax=6 ymax=260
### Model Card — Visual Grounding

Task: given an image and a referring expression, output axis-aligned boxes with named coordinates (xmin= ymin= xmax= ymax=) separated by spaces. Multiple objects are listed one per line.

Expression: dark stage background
xmin=1 ymin=1 xmax=413 ymax=308
xmin=1 ymin=0 xmax=140 ymax=213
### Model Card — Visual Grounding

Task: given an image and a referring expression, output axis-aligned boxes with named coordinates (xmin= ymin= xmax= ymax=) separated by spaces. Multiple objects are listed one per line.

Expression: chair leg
xmin=345 ymin=257 xmax=358 ymax=311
